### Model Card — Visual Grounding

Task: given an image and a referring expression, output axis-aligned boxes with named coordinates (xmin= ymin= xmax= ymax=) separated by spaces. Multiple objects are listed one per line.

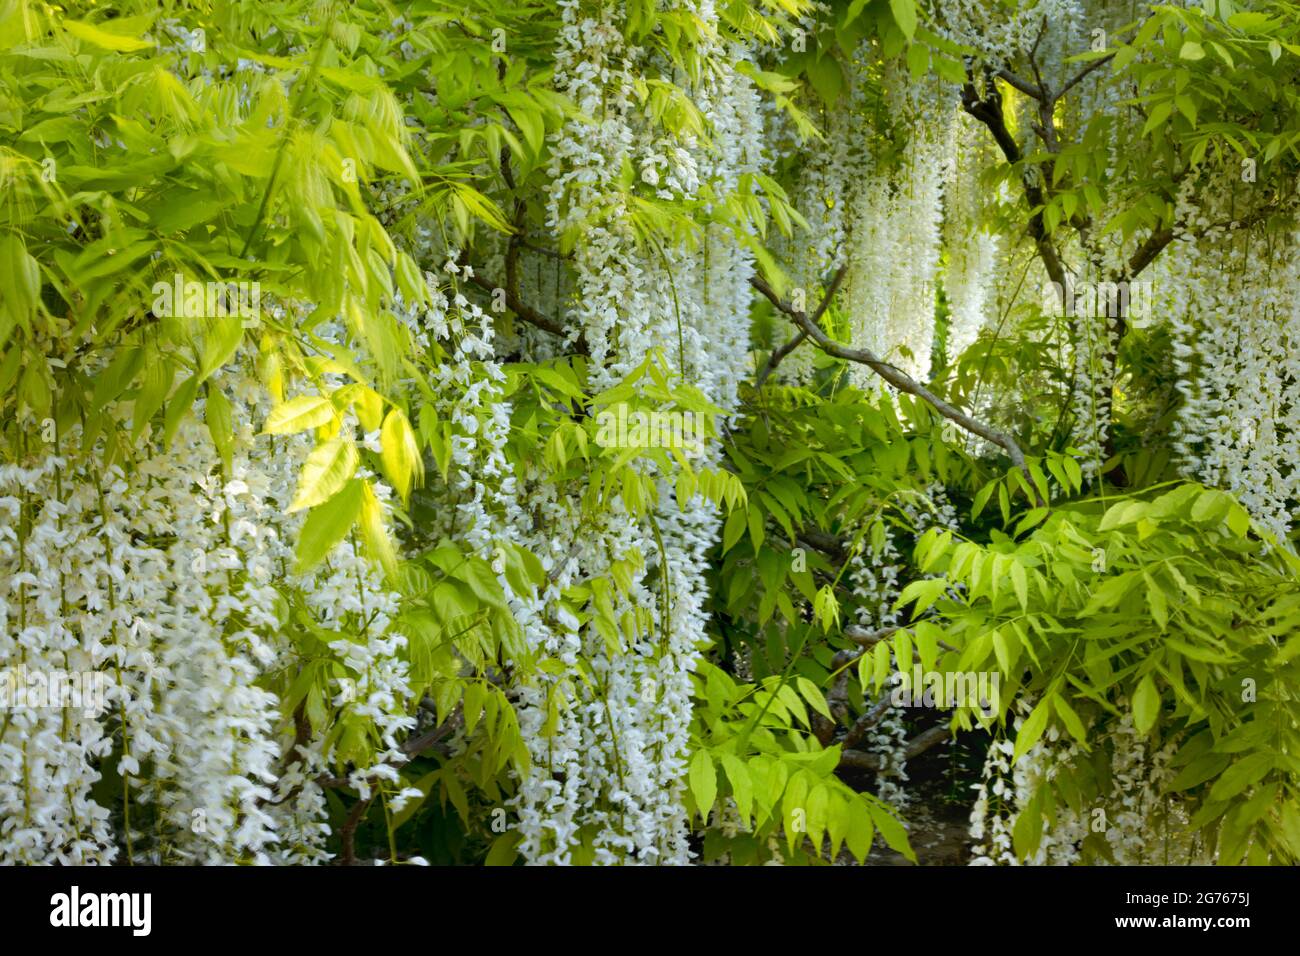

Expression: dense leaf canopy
xmin=2 ymin=0 xmax=1300 ymax=866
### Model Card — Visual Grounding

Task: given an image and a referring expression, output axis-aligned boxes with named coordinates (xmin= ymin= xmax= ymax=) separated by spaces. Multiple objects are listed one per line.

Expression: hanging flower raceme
xmin=0 ymin=354 xmax=417 ymax=865
xmin=769 ymin=39 xmax=872 ymax=387
xmin=942 ymin=112 xmax=1001 ymax=364
xmin=499 ymin=0 xmax=766 ymax=865
xmin=970 ymin=706 xmax=1209 ymax=866
xmin=1161 ymin=172 xmax=1300 ymax=539
xmin=841 ymin=65 xmax=955 ymax=386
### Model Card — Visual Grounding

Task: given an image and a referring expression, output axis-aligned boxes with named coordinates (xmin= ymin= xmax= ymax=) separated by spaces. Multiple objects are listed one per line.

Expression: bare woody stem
xmin=839 ymin=724 xmax=952 ymax=771
xmin=755 ymin=264 xmax=848 ymax=385
xmin=960 ymin=74 xmax=1069 ymax=299
xmin=750 ymin=267 xmax=1043 ymax=506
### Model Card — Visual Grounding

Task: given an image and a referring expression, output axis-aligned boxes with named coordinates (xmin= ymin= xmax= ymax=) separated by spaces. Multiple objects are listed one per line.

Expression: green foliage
xmin=921 ymin=483 xmax=1300 ymax=863
xmin=8 ymin=0 xmax=1300 ymax=866
xmin=690 ymin=660 xmax=913 ymax=863
xmin=1115 ymin=0 xmax=1300 ymax=175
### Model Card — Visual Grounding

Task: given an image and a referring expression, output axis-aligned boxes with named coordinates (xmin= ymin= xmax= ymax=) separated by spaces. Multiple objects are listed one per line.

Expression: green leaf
xmin=1225 ymin=503 xmax=1251 ymax=537
xmin=296 ymin=479 xmax=364 ymax=571
xmin=1010 ymin=561 xmax=1029 ymax=610
xmin=721 ymin=507 xmax=746 ymax=554
xmin=264 ymin=395 xmax=336 ymax=435
xmin=506 ymin=105 xmax=545 ymax=157
xmin=394 ymin=251 xmax=429 ymax=306
xmin=162 ymin=374 xmax=200 ymax=449
xmin=889 ymin=0 xmax=918 ymax=41
xmin=64 ymin=19 xmax=155 ymax=52
xmin=845 ymin=800 xmax=874 ymax=861
xmin=132 ymin=360 xmax=173 ymax=441
xmin=796 ymin=676 xmax=832 ymax=720
xmin=813 ymin=585 xmax=839 ymax=631
xmin=1013 ymin=697 xmax=1051 ymax=763
xmin=1144 ymin=572 xmax=1168 ymax=631
xmin=867 ymin=800 xmax=914 ymax=861
xmin=905 ymin=39 xmax=929 ymax=78
xmin=1209 ymin=753 xmax=1273 ymax=802
xmin=747 ymin=503 xmax=765 ymax=550
xmin=1012 ymin=789 xmax=1044 ymax=860
xmin=358 ymin=480 xmax=398 ymax=576
xmin=689 ymin=748 xmax=717 ymax=822
xmin=289 ymin=438 xmax=359 ymax=513
xmin=205 ymin=387 xmax=233 ymax=474
xmin=1132 ymin=674 xmax=1160 ymax=734
xmin=198 ymin=318 xmax=244 ymax=383
xmin=873 ymin=640 xmax=891 ymax=693
xmin=1053 ymin=694 xmax=1088 ymax=747
xmin=381 ymin=407 xmax=422 ymax=503
xmin=807 ymin=53 xmax=844 ymax=106
xmin=1169 ymin=752 xmax=1231 ymax=792
xmin=721 ymin=754 xmax=753 ymax=822
xmin=894 ymin=577 xmax=948 ymax=616
xmin=1191 ymin=489 xmax=1228 ymax=523
xmin=992 ymin=628 xmax=1013 ymax=675
xmin=388 ymin=770 xmax=438 ymax=831
xmin=0 ymin=235 xmax=40 ymax=330
xmin=485 ymin=831 xmax=522 ymax=866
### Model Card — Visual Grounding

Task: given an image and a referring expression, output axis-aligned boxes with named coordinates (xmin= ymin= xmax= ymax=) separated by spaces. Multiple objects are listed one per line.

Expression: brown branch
xmin=838 ymin=724 xmax=952 ymax=771
xmin=1119 ymin=199 xmax=1288 ymax=285
xmin=811 ymin=711 xmax=837 ymax=747
xmin=756 ymin=264 xmax=847 ymax=386
xmin=258 ymin=703 xmax=317 ymax=811
xmin=844 ymin=623 xmax=958 ymax=655
xmin=505 ymin=203 xmax=524 ymax=308
xmin=750 ymin=271 xmax=1043 ymax=505
xmin=1057 ymin=52 xmax=1116 ymax=100
xmin=281 ymin=702 xmax=312 ymax=777
xmin=844 ymin=624 xmax=907 ymax=649
xmin=460 ymin=263 xmax=572 ymax=341
xmin=995 ymin=68 xmax=1043 ymax=100
xmin=797 ymin=527 xmax=847 ymax=562
xmin=1024 ymin=19 xmax=1060 ymax=155
xmin=399 ymin=719 xmax=459 ymax=759
xmin=827 ymin=668 xmax=852 ymax=729
xmin=902 ymin=724 xmax=952 ymax=759
xmin=488 ymin=89 xmax=581 ymax=347
xmin=758 ymin=329 xmax=808 ymax=386
xmin=316 ymin=711 xmax=460 ymax=790
xmin=961 ymin=76 xmax=1068 ymax=298
xmin=1123 ymin=226 xmax=1174 ymax=281
xmin=843 ymin=696 xmax=893 ymax=749
xmin=1027 ymin=15 xmax=1049 ymax=73
xmin=338 ymin=793 xmax=374 ymax=866
xmin=519 ymin=236 xmax=571 ymax=260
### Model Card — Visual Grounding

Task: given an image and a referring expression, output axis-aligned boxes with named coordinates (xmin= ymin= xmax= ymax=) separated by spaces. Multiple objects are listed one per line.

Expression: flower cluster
xmin=1162 ymin=174 xmax=1300 ymax=538
xmin=970 ymin=704 xmax=1208 ymax=865
xmin=0 ymin=358 xmax=414 ymax=865
xmin=842 ymin=66 xmax=955 ymax=385
xmin=504 ymin=0 xmax=767 ymax=864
